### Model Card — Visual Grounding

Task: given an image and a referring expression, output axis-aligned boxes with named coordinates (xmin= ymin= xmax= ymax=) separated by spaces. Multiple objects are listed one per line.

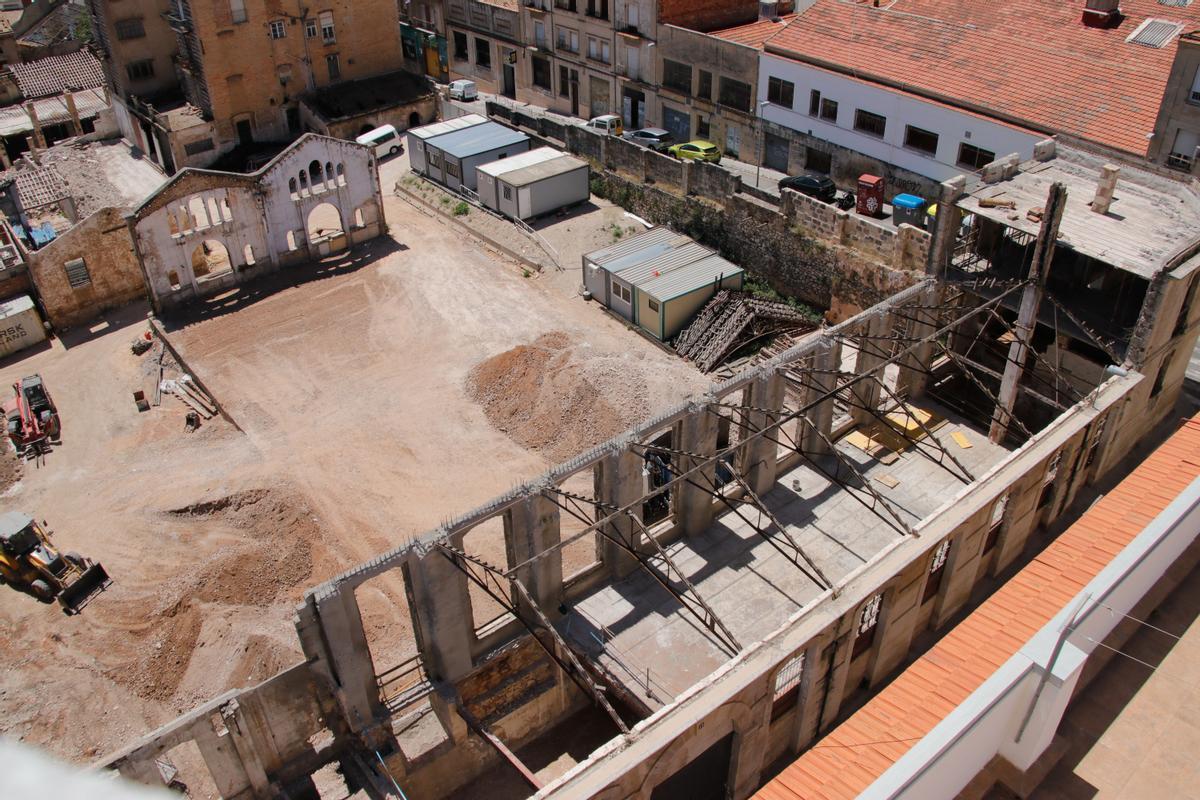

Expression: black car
xmin=779 ymin=173 xmax=838 ymax=203
xmin=622 ymin=127 xmax=674 ymax=152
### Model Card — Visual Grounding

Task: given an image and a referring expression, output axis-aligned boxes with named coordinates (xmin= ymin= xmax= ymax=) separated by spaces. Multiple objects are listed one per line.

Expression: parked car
xmin=779 ymin=173 xmax=837 ymax=203
xmin=622 ymin=127 xmax=674 ymax=152
xmin=356 ymin=124 xmax=402 ymax=157
xmin=668 ymin=140 xmax=722 ymax=163
xmin=585 ymin=114 xmax=624 ymax=136
xmin=449 ymin=79 xmax=478 ymax=101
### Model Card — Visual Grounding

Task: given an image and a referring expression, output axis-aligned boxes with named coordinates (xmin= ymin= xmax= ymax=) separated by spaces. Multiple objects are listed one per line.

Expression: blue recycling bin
xmin=892 ymin=193 xmax=926 ymax=227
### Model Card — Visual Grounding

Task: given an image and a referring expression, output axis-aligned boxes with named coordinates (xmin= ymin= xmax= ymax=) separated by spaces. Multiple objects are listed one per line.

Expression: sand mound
xmin=110 ymin=488 xmax=321 ymax=701
xmin=467 ymin=332 xmax=652 ymax=462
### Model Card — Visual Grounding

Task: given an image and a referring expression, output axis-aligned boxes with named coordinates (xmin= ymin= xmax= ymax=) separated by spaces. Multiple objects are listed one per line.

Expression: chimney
xmin=1091 ymin=164 xmax=1120 ymax=215
xmin=759 ymin=0 xmax=779 ymax=21
xmin=1082 ymin=0 xmax=1121 ymax=28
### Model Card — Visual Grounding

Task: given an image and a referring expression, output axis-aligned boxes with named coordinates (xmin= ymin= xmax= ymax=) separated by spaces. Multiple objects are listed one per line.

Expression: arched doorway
xmin=191 ymin=240 xmax=233 ymax=279
xmin=408 ymin=111 xmax=421 ymax=129
xmin=307 ymin=203 xmax=344 ymax=246
xmin=359 ymin=123 xmax=375 ymax=135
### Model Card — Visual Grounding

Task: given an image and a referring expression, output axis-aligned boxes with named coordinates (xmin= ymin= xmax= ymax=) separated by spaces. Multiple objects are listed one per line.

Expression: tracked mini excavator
xmin=0 ymin=512 xmax=110 ymax=614
xmin=3 ymin=374 xmax=60 ymax=455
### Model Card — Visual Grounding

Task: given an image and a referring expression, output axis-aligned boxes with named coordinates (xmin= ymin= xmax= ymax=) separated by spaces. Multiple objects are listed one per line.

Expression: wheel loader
xmin=0 ymin=512 xmax=110 ymax=614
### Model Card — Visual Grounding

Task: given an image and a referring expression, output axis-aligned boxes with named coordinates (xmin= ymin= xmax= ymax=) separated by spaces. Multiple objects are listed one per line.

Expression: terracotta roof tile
xmin=709 ymin=14 xmax=796 ymax=49
xmin=753 ymin=413 xmax=1200 ymax=800
xmin=761 ymin=0 xmax=1200 ymax=156
xmin=6 ymin=49 xmax=104 ymax=100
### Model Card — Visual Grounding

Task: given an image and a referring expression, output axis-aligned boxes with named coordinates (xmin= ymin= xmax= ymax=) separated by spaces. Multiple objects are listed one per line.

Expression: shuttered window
xmin=64 ymin=258 xmax=91 ymax=289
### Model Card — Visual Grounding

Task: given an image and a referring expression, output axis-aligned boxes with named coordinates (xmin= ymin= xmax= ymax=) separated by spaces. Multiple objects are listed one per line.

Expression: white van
xmin=356 ymin=124 xmax=402 ymax=157
xmin=585 ymin=114 xmax=623 ymax=136
xmin=449 ymin=79 xmax=478 ymax=101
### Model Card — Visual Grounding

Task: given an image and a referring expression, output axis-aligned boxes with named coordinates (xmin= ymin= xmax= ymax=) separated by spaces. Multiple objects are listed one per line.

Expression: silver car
xmin=622 ymin=127 xmax=674 ymax=153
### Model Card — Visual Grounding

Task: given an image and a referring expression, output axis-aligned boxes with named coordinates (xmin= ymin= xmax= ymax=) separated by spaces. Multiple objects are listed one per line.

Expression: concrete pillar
xmin=192 ymin=721 xmax=252 ymax=800
xmin=507 ymin=494 xmax=563 ymax=617
xmin=116 ymin=757 xmax=168 ymax=788
xmin=675 ymin=404 xmax=718 ymax=537
xmin=729 ymin=714 xmax=771 ymax=798
xmin=405 ymin=548 xmax=475 ymax=683
xmin=849 ymin=313 xmax=890 ymax=427
xmin=925 ymin=175 xmax=965 ymax=279
xmin=744 ymin=370 xmax=786 ymax=496
xmin=312 ymin=586 xmax=386 ymax=733
xmin=64 ymin=91 xmax=83 ymax=136
xmin=24 ymin=102 xmax=45 ymax=149
xmin=207 ymin=703 xmax=269 ymax=797
xmin=597 ymin=448 xmax=643 ymax=580
xmin=801 ymin=339 xmax=840 ymax=456
xmin=681 ymin=159 xmax=692 ymax=195
xmin=896 ymin=284 xmax=940 ymax=399
xmin=428 ymin=685 xmax=469 ymax=745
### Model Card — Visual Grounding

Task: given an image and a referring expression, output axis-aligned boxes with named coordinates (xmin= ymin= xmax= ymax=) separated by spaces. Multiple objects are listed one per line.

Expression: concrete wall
xmin=27 ymin=207 xmax=147 ymax=329
xmin=131 ymin=134 xmax=384 ymax=312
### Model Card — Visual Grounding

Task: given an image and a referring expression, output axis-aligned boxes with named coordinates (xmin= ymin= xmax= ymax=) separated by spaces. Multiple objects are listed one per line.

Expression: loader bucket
xmin=58 ymin=562 xmax=111 ymax=615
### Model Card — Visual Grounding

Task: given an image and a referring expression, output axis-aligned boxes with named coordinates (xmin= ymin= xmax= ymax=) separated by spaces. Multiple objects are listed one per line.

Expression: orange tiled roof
xmin=759 ymin=0 xmax=1200 ymax=157
xmin=709 ymin=15 xmax=796 ymax=49
xmin=756 ymin=414 xmax=1200 ymax=800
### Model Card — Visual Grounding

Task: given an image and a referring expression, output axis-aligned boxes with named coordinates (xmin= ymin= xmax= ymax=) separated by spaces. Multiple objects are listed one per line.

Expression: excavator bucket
xmin=57 ymin=561 xmax=111 ymax=615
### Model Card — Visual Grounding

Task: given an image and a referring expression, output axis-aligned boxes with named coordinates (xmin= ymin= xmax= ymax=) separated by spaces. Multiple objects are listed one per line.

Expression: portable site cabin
xmin=583 ymin=228 xmax=744 ymax=341
xmin=476 ymin=148 xmax=590 ymax=220
xmin=424 ymin=122 xmax=530 ymax=192
xmin=0 ymin=294 xmax=45 ymax=358
xmin=406 ymin=114 xmax=487 ymax=175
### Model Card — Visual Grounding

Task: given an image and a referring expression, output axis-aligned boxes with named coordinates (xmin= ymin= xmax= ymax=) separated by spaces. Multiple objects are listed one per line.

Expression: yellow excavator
xmin=0 ymin=512 xmax=110 ymax=614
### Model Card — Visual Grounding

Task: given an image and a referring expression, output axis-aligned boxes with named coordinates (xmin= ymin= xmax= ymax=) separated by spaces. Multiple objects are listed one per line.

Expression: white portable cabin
xmin=0 ymin=294 xmax=46 ymax=358
xmin=405 ymin=114 xmax=486 ymax=176
xmin=425 ymin=122 xmax=530 ymax=192
xmin=481 ymin=151 xmax=589 ymax=221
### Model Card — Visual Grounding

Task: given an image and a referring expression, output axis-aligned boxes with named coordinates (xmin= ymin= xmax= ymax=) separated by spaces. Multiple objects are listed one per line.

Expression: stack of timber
xmin=675 ymin=291 xmax=817 ymax=373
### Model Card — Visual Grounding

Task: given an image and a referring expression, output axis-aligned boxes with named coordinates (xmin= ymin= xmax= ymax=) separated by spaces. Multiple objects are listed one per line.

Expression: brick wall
xmin=659 ymin=0 xmax=758 ymax=31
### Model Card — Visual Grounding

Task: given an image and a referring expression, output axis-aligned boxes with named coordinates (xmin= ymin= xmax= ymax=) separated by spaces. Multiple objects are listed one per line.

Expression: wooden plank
xmin=951 ymin=430 xmax=973 ymax=449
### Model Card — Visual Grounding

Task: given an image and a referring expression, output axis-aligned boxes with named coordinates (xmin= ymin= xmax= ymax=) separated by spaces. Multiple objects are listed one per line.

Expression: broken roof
xmin=757 ymin=0 xmax=1200 ymax=156
xmin=957 ymin=148 xmax=1200 ymax=279
xmin=756 ymin=413 xmax=1200 ymax=800
xmin=3 ymin=164 xmax=67 ymax=209
xmin=302 ymin=70 xmax=433 ymax=122
xmin=0 ymin=86 xmax=106 ymax=137
xmin=6 ymin=49 xmax=104 ymax=99
xmin=17 ymin=2 xmax=91 ymax=48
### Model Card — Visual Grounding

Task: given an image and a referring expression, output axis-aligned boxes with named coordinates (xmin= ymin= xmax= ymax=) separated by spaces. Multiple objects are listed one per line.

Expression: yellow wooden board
xmin=951 ymin=430 xmax=973 ymax=449
xmin=874 ymin=473 xmax=900 ymax=489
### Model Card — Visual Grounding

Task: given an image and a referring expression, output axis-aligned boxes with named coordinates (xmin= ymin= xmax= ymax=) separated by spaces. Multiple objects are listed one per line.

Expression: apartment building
xmin=1149 ymin=30 xmax=1200 ymax=174
xmin=87 ymin=0 xmax=177 ymax=102
xmin=90 ymin=0 xmax=431 ymax=172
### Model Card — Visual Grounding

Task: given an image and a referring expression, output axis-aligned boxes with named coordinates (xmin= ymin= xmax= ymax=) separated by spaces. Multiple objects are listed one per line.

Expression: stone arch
xmin=325 ymin=161 xmax=334 ymax=189
xmin=353 ymin=207 xmax=365 ymax=228
xmin=408 ymin=111 xmax=421 ymax=128
xmin=308 ymin=159 xmax=323 ymax=188
xmin=289 ymin=177 xmax=298 ymax=197
xmin=306 ymin=202 xmax=343 ymax=243
xmin=336 ymin=163 xmax=346 ymax=186
xmin=299 ymin=171 xmax=309 ymax=192
xmin=207 ymin=197 xmax=221 ymax=226
xmin=286 ymin=230 xmax=298 ymax=251
xmin=188 ymin=196 xmax=210 ymax=229
xmin=243 ymin=244 xmax=256 ymax=265
xmin=190 ymin=239 xmax=232 ymax=279
xmin=219 ymin=195 xmax=233 ymax=223
xmin=167 ymin=210 xmax=179 ymax=236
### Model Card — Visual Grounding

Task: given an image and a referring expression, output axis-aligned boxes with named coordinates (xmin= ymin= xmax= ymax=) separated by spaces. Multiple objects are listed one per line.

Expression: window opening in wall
xmin=662 ymin=59 xmax=692 ymax=95
xmin=648 ymin=298 xmax=659 ymax=313
xmin=533 ymin=55 xmax=552 ymax=90
xmin=852 ymin=592 xmax=882 ymax=660
xmin=307 ymin=203 xmax=343 ymax=243
xmin=167 ymin=270 xmax=181 ymax=290
xmin=269 ymin=19 xmax=285 ymax=39
xmin=230 ymin=0 xmax=247 ymax=24
xmin=319 ymin=10 xmax=335 ymax=42
xmin=353 ymin=208 xmax=365 ymax=227
xmin=286 ymin=230 xmax=298 ymax=251
xmin=127 ymin=59 xmax=154 ymax=81
xmin=460 ymin=514 xmax=513 ymax=633
xmin=922 ymin=539 xmax=951 ymax=605
xmin=904 ymin=124 xmax=939 ymax=156
xmin=1038 ymin=451 xmax=1062 ymax=509
xmin=770 ymin=650 xmax=805 ymax=722
xmin=809 ymin=89 xmax=820 ymax=116
xmin=1150 ymin=351 xmax=1173 ymax=397
xmin=207 ymin=197 xmax=221 ymax=226
xmin=305 ymin=18 xmax=317 ymax=37
xmin=854 ymin=108 xmax=886 ymax=138
xmin=696 ymin=114 xmax=710 ymax=139
xmin=326 ymin=53 xmax=340 ymax=80
xmin=453 ymin=31 xmax=468 ymax=60
xmin=219 ymin=197 xmax=232 ymax=222
xmin=1174 ymin=275 xmax=1199 ymax=337
xmin=243 ymin=244 xmax=255 ymax=265
xmin=1085 ymin=415 xmax=1107 ymax=469
xmin=115 ymin=18 xmax=145 ymax=40
xmin=63 ymin=258 xmax=90 ymax=289
xmin=957 ymin=142 xmax=996 ymax=170
xmin=167 ymin=210 xmax=180 ymax=235
xmin=697 ymin=70 xmax=712 ymax=101
xmin=806 ymin=147 xmax=831 ymax=174
xmin=557 ymin=468 xmax=604 ymax=585
xmin=820 ymin=98 xmax=838 ymax=122
xmin=983 ymin=492 xmax=1008 ymax=555
xmin=641 ymin=429 xmax=674 ymax=527
xmin=299 ymin=171 xmax=309 ymax=191
xmin=475 ymin=37 xmax=492 ymax=69
xmin=325 ymin=162 xmax=334 ymax=188
xmin=188 ymin=196 xmax=210 ymax=229
xmin=191 ymin=240 xmax=232 ymax=279
xmin=336 ymin=163 xmax=346 ymax=185
xmin=767 ymin=76 xmax=793 ymax=108
xmin=717 ymin=77 xmax=751 ymax=112
xmin=502 ymin=185 xmax=512 ymax=200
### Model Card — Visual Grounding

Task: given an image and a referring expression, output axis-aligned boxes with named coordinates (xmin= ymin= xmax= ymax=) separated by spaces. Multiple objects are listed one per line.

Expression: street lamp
xmin=756 ymin=100 xmax=769 ymax=188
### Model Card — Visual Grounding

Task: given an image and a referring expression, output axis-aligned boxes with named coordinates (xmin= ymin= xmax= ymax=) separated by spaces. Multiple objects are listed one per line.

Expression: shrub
xmin=453 ymin=201 xmax=470 ymax=216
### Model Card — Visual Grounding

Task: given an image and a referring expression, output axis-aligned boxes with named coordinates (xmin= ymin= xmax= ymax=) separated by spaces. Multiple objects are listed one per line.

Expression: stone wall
xmin=27 ymin=207 xmax=146 ymax=329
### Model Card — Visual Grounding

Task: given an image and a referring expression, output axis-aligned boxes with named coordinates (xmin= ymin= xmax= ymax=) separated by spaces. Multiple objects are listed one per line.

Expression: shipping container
xmin=0 ymin=294 xmax=46 ymax=359
xmin=476 ymin=147 xmax=561 ymax=211
xmin=405 ymin=114 xmax=487 ymax=176
xmin=494 ymin=153 xmax=589 ymax=220
xmin=425 ymin=122 xmax=529 ymax=192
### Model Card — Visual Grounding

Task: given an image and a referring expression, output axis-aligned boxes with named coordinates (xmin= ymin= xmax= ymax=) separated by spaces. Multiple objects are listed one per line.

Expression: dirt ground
xmin=0 ymin=151 xmax=708 ymax=786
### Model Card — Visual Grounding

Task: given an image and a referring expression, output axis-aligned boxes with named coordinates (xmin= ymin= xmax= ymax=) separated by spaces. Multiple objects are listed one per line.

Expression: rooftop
xmin=500 ymin=153 xmax=588 ymax=188
xmin=426 ymin=121 xmax=529 ymax=158
xmin=409 ymin=113 xmax=487 ymax=142
xmin=957 ymin=149 xmax=1200 ymax=279
xmin=477 ymin=146 xmax=564 ymax=178
xmin=303 ymin=69 xmax=433 ymax=122
xmin=755 ymin=413 xmax=1200 ymax=800
xmin=6 ymin=49 xmax=104 ymax=99
xmin=708 ymin=14 xmax=794 ymax=49
xmin=17 ymin=1 xmax=91 ymax=48
xmin=0 ymin=85 xmax=106 ymax=137
xmin=758 ymin=0 xmax=1200 ymax=156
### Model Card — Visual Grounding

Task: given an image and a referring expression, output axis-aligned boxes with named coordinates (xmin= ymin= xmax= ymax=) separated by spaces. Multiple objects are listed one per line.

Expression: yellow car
xmin=668 ymin=140 xmax=722 ymax=163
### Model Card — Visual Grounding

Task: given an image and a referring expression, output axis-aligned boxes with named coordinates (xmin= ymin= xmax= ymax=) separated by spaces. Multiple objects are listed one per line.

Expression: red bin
xmin=856 ymin=174 xmax=885 ymax=218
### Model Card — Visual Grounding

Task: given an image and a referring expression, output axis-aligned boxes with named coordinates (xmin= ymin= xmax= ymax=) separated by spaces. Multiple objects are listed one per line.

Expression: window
xmin=446 ymin=162 xmax=460 ymax=179
xmin=904 ymin=124 xmax=938 ymax=155
xmin=806 ymin=147 xmax=831 ymax=174
xmin=587 ymin=37 xmax=610 ymax=63
xmin=326 ymin=52 xmax=340 ymax=80
xmin=586 ymin=0 xmax=609 ymax=19
xmin=1175 ymin=275 xmax=1199 ymax=337
xmin=767 ymin=76 xmax=793 ymax=108
xmin=852 ymin=593 xmax=882 ymax=660
xmin=983 ymin=493 xmax=1008 ymax=555
xmin=809 ymin=89 xmax=820 ymax=116
xmin=559 ymin=65 xmax=570 ymax=97
xmin=922 ymin=539 xmax=951 ymax=605
xmin=957 ymin=142 xmax=996 ymax=170
xmin=502 ymin=186 xmax=512 ymax=200
xmin=305 ymin=18 xmax=317 ymax=37
xmin=64 ymin=258 xmax=90 ymax=289
xmin=718 ymin=77 xmax=751 ymax=112
xmin=648 ymin=298 xmax=660 ymax=313
xmin=554 ymin=0 xmax=576 ymax=10
xmin=698 ymin=70 xmax=712 ymax=101
xmin=126 ymin=59 xmax=154 ymax=80
xmin=770 ymin=651 xmax=805 ymax=722
xmin=612 ymin=280 xmax=631 ymax=303
xmin=662 ymin=59 xmax=692 ymax=94
xmin=534 ymin=20 xmax=546 ymax=48
xmin=475 ymin=37 xmax=491 ymax=69
xmin=453 ymin=31 xmax=468 ymax=60
xmin=319 ymin=11 xmax=335 ymax=43
xmin=557 ymin=27 xmax=579 ymax=53
xmin=854 ymin=108 xmax=886 ymax=138
xmin=1150 ymin=352 xmax=1173 ymax=397
xmin=115 ymin=18 xmax=145 ymax=40
xmin=532 ymin=55 xmax=551 ymax=90
xmin=277 ymin=64 xmax=292 ymax=85
xmin=820 ymin=98 xmax=838 ymax=122
xmin=230 ymin=0 xmax=246 ymax=24
xmin=269 ymin=19 xmax=286 ymax=39
xmin=1190 ymin=65 xmax=1200 ymax=103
